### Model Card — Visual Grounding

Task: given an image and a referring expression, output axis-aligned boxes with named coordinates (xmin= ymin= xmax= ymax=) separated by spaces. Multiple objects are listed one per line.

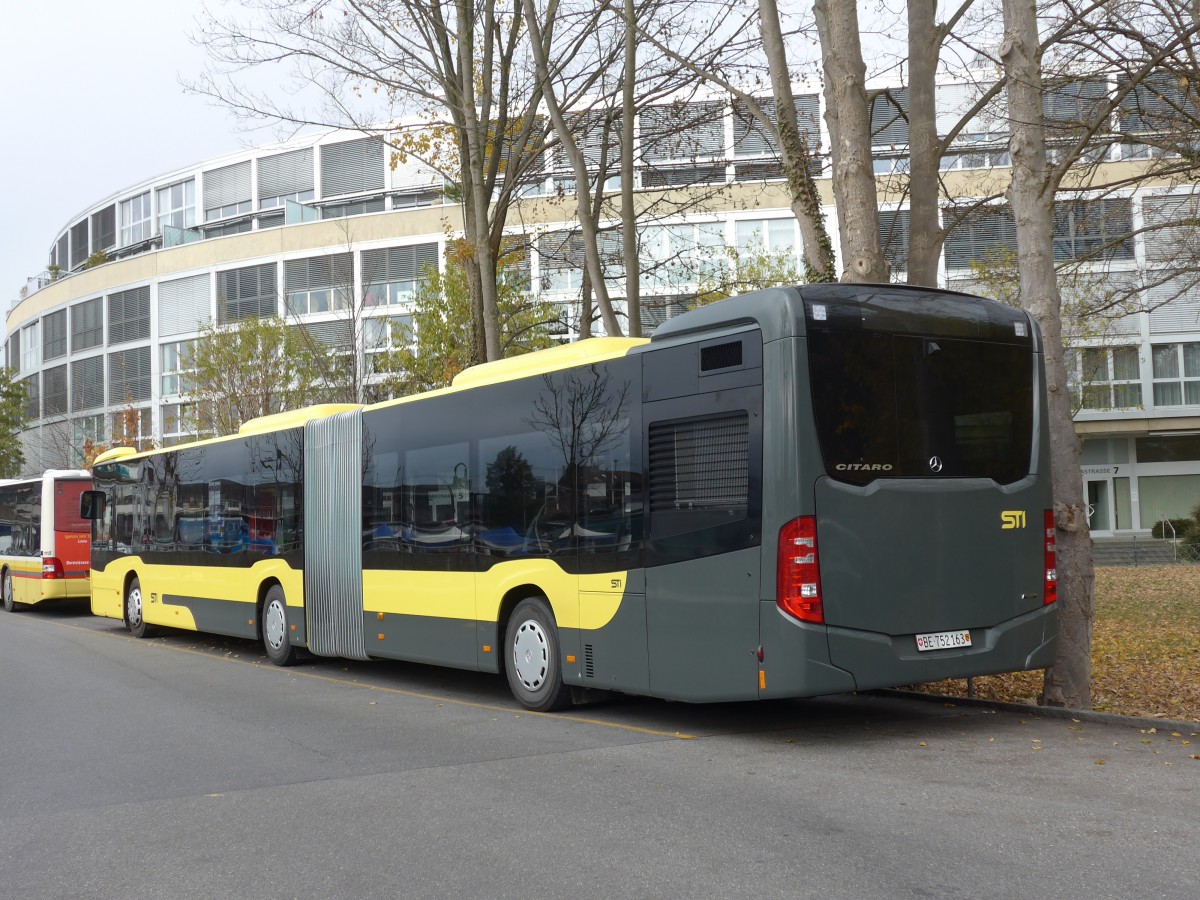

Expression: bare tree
xmin=193 ymin=0 xmax=554 ymax=363
xmin=1000 ymin=0 xmax=1094 ymax=708
xmin=520 ymin=0 xmax=625 ymax=336
xmin=624 ymin=0 xmax=836 ymax=282
xmin=812 ymin=0 xmax=888 ymax=282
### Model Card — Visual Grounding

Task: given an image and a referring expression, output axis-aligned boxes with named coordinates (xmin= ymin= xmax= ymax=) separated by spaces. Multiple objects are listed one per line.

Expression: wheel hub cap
xmin=266 ymin=601 xmax=286 ymax=650
xmin=512 ymin=620 xmax=548 ymax=690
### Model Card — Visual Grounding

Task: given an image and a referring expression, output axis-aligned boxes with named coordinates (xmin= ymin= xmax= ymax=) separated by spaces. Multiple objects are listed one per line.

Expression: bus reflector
xmin=777 ymin=517 xmax=823 ymax=624
xmin=42 ymin=557 xmax=65 ymax=579
xmin=1043 ymin=510 xmax=1057 ymax=606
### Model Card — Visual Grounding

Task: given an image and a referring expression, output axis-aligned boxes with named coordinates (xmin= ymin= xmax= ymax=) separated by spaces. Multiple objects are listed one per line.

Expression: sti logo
xmin=1000 ymin=510 xmax=1027 ymax=530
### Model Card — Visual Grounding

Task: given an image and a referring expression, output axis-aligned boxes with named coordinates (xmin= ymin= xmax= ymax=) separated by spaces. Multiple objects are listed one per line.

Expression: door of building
xmin=1086 ymin=479 xmax=1112 ymax=534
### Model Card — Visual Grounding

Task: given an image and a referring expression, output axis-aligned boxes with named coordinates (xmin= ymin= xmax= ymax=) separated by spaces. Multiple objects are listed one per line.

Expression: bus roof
xmin=450 ymin=337 xmax=648 ymax=389
xmin=650 ymin=284 xmax=1035 ymax=346
xmin=239 ymin=404 xmax=363 ymax=435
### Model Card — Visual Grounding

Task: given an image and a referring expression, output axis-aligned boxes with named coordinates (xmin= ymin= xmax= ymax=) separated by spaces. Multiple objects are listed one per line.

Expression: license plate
xmin=915 ymin=629 xmax=972 ymax=652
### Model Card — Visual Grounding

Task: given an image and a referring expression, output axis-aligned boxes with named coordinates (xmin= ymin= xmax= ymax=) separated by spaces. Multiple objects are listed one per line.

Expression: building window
xmin=736 ymin=218 xmax=796 ymax=255
xmin=108 ymin=346 xmax=153 ymax=404
xmin=644 ymin=222 xmax=726 ymax=292
xmin=204 ymin=161 xmax=253 ymax=222
xmin=942 ymin=204 xmax=1017 ymax=270
xmin=939 ymin=133 xmax=1011 ymax=171
xmin=119 ymin=192 xmax=152 ymax=246
xmin=320 ymin=137 xmax=385 ymax=198
xmin=71 ymin=357 xmax=105 ymax=412
xmin=161 ymin=340 xmax=196 ymax=397
xmin=43 ymin=365 xmax=68 ymax=417
xmin=1053 ymin=199 xmax=1134 ymax=262
xmin=258 ymin=147 xmax=315 ymax=208
xmin=107 ymin=286 xmax=151 ymax=345
xmin=878 ymin=210 xmax=910 ymax=274
xmin=70 ymin=220 xmax=89 ymax=270
xmin=320 ymin=197 xmax=385 ymax=219
xmin=91 ymin=205 xmax=117 ymax=254
xmin=42 ymin=310 xmax=67 ymax=360
xmin=203 ymin=219 xmax=253 ymax=239
xmin=162 ymin=402 xmax=197 ymax=446
xmin=71 ymin=298 xmax=104 ymax=352
xmin=22 ymin=375 xmax=39 ymax=420
xmin=19 ymin=323 xmax=39 ymax=374
xmin=156 ymin=179 xmax=196 ymax=232
xmin=362 ymin=244 xmax=438 ymax=306
xmin=261 ymin=189 xmax=314 ymax=211
xmin=73 ymin=414 xmax=105 ymax=447
xmin=1077 ymin=346 xmax=1142 ymax=410
xmin=871 ymin=88 xmax=909 ymax=148
xmin=217 ymin=264 xmax=278 ymax=323
xmin=1152 ymin=343 xmax=1200 ymax=407
xmin=537 ymin=231 xmax=585 ymax=294
xmin=363 ymin=315 xmax=412 ymax=374
xmin=111 ymin=407 xmax=153 ymax=446
xmin=285 ymin=254 xmax=352 ymax=315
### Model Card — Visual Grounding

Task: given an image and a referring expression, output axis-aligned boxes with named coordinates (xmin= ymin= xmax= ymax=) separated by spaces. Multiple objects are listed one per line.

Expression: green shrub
xmin=1152 ymin=518 xmax=1193 ymax=539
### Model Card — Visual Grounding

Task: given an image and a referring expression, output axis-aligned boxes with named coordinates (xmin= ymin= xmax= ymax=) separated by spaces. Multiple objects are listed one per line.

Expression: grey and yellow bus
xmin=1 ymin=470 xmax=93 ymax=612
xmin=84 ymin=284 xmax=1056 ymax=710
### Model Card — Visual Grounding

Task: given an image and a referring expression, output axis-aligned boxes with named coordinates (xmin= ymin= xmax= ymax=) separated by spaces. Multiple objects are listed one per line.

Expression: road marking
xmin=30 ymin=616 xmax=696 ymax=740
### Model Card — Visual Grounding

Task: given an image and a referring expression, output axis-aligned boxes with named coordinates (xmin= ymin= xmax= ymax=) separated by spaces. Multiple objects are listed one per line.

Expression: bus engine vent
xmin=584 ymin=643 xmax=595 ymax=678
xmin=700 ymin=340 xmax=743 ymax=372
xmin=649 ymin=412 xmax=749 ymax=517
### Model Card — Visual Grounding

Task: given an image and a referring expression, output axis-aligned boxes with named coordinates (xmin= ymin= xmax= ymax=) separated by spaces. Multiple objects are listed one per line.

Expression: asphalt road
xmin=1 ymin=601 xmax=1196 ymax=900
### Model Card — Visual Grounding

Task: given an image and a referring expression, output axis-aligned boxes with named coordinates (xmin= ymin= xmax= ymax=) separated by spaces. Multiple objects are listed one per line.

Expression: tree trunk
xmin=455 ymin=0 xmax=502 ymax=361
xmin=813 ymin=0 xmax=888 ymax=283
xmin=906 ymin=0 xmax=942 ymax=287
xmin=759 ymin=0 xmax=835 ymax=282
xmin=621 ymin=0 xmax=641 ymax=335
xmin=1001 ymin=0 xmax=1094 ymax=709
xmin=521 ymin=0 xmax=623 ymax=336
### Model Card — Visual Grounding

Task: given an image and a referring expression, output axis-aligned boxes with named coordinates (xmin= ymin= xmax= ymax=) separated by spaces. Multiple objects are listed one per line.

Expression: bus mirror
xmin=80 ymin=491 xmax=106 ymax=520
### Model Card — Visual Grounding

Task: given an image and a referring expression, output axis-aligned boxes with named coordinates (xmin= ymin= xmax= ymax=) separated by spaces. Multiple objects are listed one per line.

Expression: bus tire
xmin=504 ymin=597 xmax=572 ymax=712
xmin=126 ymin=577 xmax=149 ymax=638
xmin=2 ymin=569 xmax=20 ymax=612
xmin=261 ymin=585 xmax=297 ymax=667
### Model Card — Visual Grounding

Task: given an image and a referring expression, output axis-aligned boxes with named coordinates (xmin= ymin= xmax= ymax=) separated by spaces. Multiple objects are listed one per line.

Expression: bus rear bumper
xmin=39 ymin=578 xmax=90 ymax=603
xmin=826 ymin=603 xmax=1058 ymax=692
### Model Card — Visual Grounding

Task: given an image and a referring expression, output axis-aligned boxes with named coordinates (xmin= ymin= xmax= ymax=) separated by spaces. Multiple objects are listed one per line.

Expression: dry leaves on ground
xmin=914 ymin=566 xmax=1200 ymax=722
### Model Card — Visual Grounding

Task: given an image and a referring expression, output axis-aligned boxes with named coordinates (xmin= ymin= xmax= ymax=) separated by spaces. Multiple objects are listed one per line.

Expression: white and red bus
xmin=0 ymin=470 xmax=92 ymax=612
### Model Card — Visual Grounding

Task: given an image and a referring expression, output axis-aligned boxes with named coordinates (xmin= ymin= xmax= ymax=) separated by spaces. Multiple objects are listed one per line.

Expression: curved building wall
xmin=9 ymin=94 xmax=1200 ymax=539
xmin=5 ymin=117 xmax=819 ymax=473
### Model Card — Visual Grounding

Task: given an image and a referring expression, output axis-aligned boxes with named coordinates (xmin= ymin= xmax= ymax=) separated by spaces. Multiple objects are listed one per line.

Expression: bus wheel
xmin=504 ymin=597 xmax=572 ymax=712
xmin=2 ymin=570 xmax=19 ymax=613
xmin=262 ymin=585 xmax=297 ymax=667
xmin=125 ymin=577 xmax=149 ymax=638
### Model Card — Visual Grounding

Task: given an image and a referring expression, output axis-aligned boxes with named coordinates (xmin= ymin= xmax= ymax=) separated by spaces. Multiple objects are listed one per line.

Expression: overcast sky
xmin=0 ymin=2 xmax=262 ymax=302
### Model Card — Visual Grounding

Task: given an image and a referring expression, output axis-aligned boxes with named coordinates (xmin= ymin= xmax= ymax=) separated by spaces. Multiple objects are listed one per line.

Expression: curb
xmin=879 ymin=689 xmax=1200 ymax=734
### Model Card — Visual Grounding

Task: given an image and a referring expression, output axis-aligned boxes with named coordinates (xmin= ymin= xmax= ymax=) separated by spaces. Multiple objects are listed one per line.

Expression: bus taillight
xmin=1043 ymin=509 xmax=1057 ymax=606
xmin=42 ymin=557 xmax=65 ymax=579
xmin=777 ymin=517 xmax=823 ymax=624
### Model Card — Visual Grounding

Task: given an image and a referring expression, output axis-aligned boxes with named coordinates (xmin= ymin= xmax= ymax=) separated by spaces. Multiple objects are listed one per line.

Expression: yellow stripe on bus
xmin=93 ymin=557 xmax=629 ymax=633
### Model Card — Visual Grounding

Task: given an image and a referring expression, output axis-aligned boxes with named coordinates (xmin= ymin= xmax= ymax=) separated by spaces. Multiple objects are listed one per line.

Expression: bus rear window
xmin=808 ymin=331 xmax=1034 ymax=485
xmin=54 ymin=480 xmax=90 ymax=532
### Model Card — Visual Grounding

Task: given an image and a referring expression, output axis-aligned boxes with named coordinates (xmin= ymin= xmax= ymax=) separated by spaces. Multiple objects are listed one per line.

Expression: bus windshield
xmin=808 ymin=330 xmax=1034 ymax=485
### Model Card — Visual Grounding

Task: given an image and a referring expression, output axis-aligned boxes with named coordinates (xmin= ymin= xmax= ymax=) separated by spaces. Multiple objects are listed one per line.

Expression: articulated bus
xmin=1 ymin=470 xmax=93 ymax=612
xmin=84 ymin=284 xmax=1057 ymax=710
